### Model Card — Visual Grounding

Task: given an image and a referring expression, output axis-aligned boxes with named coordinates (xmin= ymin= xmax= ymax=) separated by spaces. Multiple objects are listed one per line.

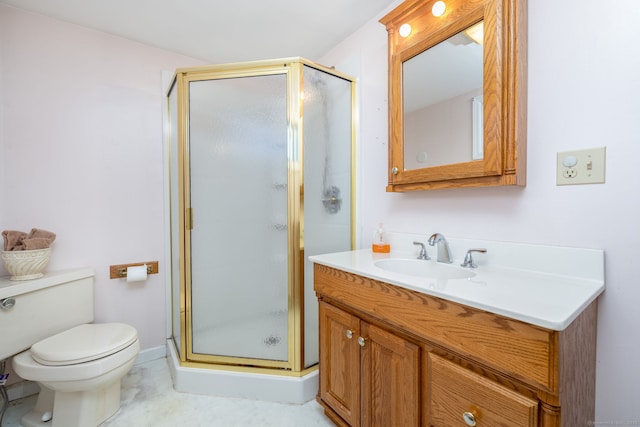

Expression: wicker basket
xmin=2 ymin=248 xmax=51 ymax=281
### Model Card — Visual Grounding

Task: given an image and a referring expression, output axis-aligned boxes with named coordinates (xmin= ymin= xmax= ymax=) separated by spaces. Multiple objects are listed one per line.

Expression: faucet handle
xmin=413 ymin=241 xmax=430 ymax=260
xmin=461 ymin=248 xmax=487 ymax=268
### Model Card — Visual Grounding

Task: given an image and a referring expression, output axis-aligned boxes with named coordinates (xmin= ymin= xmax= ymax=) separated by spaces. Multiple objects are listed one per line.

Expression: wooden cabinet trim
xmin=557 ymin=301 xmax=597 ymax=426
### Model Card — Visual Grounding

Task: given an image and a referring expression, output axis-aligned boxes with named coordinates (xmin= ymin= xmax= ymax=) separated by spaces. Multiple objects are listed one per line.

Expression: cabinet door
xmin=429 ymin=353 xmax=538 ymax=427
xmin=360 ymin=322 xmax=420 ymax=427
xmin=319 ymin=301 xmax=361 ymax=426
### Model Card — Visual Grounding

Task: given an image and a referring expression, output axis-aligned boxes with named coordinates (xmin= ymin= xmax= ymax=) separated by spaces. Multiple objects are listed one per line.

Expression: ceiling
xmin=0 ymin=0 xmax=398 ymax=63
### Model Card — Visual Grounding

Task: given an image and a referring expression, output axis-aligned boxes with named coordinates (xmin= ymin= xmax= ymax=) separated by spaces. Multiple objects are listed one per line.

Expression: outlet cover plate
xmin=557 ymin=147 xmax=606 ymax=185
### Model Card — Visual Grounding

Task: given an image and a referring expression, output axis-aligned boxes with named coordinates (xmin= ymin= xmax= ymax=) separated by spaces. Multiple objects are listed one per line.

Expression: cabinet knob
xmin=357 ymin=336 xmax=368 ymax=347
xmin=462 ymin=411 xmax=477 ymax=426
xmin=345 ymin=329 xmax=353 ymax=339
xmin=391 ymin=167 xmax=399 ymax=175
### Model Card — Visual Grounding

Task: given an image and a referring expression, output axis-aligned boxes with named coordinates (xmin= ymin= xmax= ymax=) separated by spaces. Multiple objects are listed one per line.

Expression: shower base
xmin=166 ymin=340 xmax=318 ymax=404
xmin=192 ymin=310 xmax=289 ymax=361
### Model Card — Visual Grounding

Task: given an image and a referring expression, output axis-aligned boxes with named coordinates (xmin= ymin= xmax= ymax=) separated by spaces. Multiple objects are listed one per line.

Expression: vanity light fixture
xmin=399 ymin=23 xmax=412 ymax=37
xmin=432 ymin=1 xmax=446 ymax=17
xmin=465 ymin=21 xmax=484 ymax=45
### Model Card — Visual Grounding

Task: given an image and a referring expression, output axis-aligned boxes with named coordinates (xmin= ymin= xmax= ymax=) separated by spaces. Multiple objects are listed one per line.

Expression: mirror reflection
xmin=403 ymin=21 xmax=483 ymax=170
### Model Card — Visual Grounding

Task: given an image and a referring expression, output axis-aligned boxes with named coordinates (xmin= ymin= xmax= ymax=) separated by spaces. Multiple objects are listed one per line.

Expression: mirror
xmin=380 ymin=0 xmax=527 ymax=191
xmin=403 ymin=22 xmax=483 ymax=169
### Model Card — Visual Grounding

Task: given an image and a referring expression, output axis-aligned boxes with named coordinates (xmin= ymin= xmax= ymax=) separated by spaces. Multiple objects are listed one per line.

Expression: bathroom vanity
xmin=311 ymin=243 xmax=604 ymax=427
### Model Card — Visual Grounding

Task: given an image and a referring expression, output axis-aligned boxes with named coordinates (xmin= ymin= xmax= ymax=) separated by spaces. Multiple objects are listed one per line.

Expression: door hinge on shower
xmin=186 ymin=208 xmax=193 ymax=230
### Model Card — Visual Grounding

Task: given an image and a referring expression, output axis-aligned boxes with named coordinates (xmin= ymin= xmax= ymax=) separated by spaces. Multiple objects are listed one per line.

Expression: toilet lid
xmin=30 ymin=323 xmax=138 ymax=366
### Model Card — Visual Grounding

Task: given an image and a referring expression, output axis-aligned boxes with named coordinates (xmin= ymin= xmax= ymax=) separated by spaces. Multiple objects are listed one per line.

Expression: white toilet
xmin=0 ymin=268 xmax=140 ymax=427
xmin=13 ymin=323 xmax=139 ymax=427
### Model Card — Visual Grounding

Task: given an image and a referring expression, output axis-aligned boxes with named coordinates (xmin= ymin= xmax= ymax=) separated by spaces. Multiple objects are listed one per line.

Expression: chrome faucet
xmin=427 ymin=233 xmax=453 ymax=264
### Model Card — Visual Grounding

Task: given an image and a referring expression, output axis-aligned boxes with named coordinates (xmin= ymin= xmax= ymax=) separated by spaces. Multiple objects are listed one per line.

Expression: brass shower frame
xmin=167 ymin=57 xmax=356 ymax=375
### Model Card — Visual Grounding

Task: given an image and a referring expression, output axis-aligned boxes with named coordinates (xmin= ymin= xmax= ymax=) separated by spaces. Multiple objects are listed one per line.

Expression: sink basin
xmin=374 ymin=259 xmax=476 ymax=279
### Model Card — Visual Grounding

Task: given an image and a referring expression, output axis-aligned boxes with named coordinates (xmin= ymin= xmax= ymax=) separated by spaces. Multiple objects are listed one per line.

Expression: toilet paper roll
xmin=126 ymin=265 xmax=147 ymax=282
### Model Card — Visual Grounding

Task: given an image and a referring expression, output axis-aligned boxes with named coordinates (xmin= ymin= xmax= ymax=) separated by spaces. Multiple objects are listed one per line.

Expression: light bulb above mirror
xmin=399 ymin=23 xmax=412 ymax=38
xmin=432 ymin=1 xmax=446 ymax=17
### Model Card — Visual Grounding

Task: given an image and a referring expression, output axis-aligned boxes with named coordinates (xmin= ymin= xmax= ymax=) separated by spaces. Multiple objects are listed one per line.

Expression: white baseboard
xmin=134 ymin=345 xmax=166 ymax=366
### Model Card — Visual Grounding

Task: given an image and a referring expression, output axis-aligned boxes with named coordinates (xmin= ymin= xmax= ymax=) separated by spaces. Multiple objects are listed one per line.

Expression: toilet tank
xmin=0 ymin=268 xmax=95 ymax=360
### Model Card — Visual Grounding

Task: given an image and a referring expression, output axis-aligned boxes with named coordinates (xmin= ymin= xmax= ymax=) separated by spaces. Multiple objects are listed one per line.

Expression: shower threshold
xmin=166 ymin=340 xmax=319 ymax=404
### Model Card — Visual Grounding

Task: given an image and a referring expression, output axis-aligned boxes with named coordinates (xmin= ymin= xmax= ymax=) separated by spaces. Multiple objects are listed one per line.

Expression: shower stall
xmin=165 ymin=58 xmax=355 ymax=402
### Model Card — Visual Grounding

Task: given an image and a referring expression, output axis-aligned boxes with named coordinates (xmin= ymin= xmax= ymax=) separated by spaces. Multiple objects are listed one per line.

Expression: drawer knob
xmin=357 ymin=336 xmax=368 ymax=347
xmin=462 ymin=411 xmax=477 ymax=426
xmin=345 ymin=329 xmax=353 ymax=339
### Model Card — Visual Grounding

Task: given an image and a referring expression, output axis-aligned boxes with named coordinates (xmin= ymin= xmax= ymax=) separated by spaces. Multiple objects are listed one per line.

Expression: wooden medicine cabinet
xmin=380 ymin=0 xmax=527 ymax=191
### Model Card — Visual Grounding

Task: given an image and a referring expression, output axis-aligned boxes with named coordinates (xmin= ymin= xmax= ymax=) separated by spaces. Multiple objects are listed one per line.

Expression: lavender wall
xmin=319 ymin=0 xmax=640 ymax=422
xmin=0 ymin=5 xmax=205 ymax=350
xmin=2 ymin=0 xmax=639 ymax=421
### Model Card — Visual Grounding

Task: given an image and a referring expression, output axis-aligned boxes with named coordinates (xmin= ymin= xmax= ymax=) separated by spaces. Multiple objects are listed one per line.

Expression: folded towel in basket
xmin=2 ymin=230 xmax=27 ymax=251
xmin=2 ymin=228 xmax=56 ymax=251
xmin=27 ymin=228 xmax=56 ymax=243
xmin=23 ymin=237 xmax=54 ymax=250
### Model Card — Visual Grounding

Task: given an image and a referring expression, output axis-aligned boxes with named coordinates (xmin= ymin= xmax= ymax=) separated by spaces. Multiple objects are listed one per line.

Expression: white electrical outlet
xmin=557 ymin=147 xmax=606 ymax=185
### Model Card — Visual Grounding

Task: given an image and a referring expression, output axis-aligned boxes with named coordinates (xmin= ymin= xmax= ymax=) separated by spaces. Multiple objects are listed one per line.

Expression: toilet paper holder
xmin=109 ymin=261 xmax=159 ymax=279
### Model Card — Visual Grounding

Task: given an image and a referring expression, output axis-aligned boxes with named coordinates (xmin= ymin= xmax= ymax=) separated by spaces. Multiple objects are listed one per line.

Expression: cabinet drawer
xmin=429 ymin=353 xmax=538 ymax=427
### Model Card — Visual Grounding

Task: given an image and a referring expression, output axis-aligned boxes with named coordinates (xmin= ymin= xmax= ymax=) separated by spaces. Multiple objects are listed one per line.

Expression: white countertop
xmin=0 ymin=268 xmax=95 ymax=300
xmin=310 ymin=237 xmax=605 ymax=331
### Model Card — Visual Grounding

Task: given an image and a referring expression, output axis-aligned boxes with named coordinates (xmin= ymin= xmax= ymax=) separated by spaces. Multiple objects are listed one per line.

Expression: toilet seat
xmin=31 ymin=323 xmax=137 ymax=366
xmin=13 ymin=336 xmax=140 ymax=384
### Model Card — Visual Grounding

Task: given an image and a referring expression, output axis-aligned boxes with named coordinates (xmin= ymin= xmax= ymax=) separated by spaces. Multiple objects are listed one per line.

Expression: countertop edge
xmin=310 ymin=251 xmax=604 ymax=331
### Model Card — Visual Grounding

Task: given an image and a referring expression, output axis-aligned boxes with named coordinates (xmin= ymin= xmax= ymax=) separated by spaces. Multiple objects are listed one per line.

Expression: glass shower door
xmin=187 ymin=73 xmax=290 ymax=364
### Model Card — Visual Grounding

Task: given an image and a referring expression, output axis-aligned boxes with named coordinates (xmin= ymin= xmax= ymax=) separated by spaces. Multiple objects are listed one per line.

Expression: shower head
xmin=305 ymin=70 xmax=328 ymax=87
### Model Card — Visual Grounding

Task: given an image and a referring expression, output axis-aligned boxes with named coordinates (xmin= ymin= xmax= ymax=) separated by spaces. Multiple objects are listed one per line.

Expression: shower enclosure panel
xmin=167 ymin=58 xmax=354 ymax=374
xmin=301 ymin=66 xmax=355 ymax=367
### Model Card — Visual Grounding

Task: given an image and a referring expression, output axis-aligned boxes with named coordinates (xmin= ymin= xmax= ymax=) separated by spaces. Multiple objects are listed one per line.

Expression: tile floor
xmin=3 ymin=358 xmax=335 ymax=427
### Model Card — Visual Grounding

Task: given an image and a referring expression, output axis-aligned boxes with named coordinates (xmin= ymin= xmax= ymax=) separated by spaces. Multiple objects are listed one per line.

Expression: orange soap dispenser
xmin=372 ymin=223 xmax=390 ymax=253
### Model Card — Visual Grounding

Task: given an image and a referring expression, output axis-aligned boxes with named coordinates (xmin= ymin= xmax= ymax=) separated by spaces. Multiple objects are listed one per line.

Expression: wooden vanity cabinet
xmin=314 ymin=264 xmax=598 ymax=427
xmin=318 ymin=301 xmax=420 ymax=427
